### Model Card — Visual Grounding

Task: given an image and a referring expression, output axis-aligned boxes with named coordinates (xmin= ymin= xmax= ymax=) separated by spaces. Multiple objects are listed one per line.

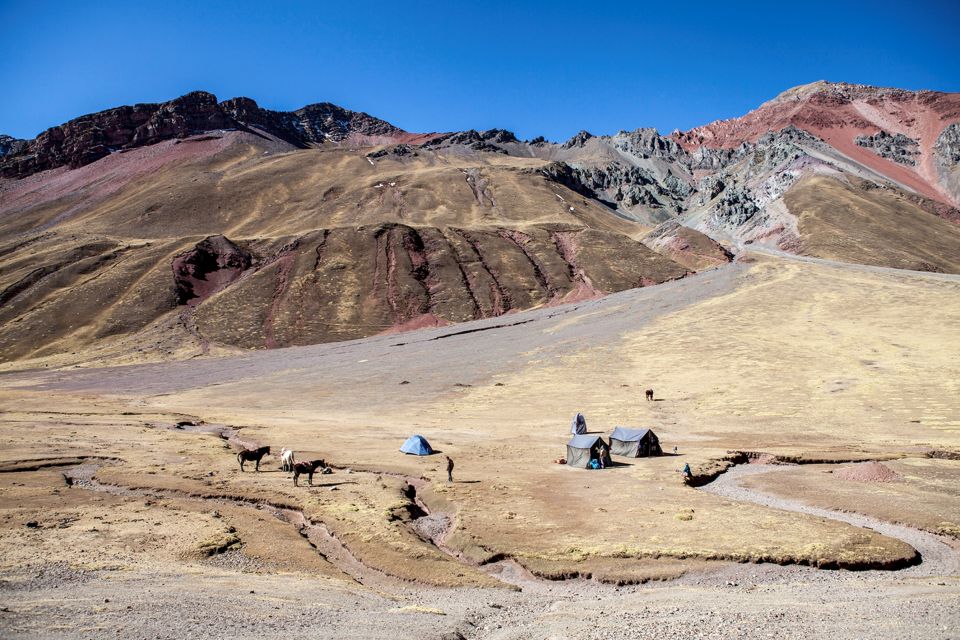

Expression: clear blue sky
xmin=2 ymin=0 xmax=958 ymax=141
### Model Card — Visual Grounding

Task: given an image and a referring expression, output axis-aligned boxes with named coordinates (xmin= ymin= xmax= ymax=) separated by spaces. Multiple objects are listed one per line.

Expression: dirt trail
xmin=56 ymin=445 xmax=616 ymax=595
xmin=699 ymin=463 xmax=960 ymax=577
xmin=60 ymin=460 xmax=406 ymax=589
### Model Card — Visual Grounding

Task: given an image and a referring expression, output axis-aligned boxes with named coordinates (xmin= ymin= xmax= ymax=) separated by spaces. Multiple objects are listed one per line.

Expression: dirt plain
xmin=0 ymin=251 xmax=959 ymax=638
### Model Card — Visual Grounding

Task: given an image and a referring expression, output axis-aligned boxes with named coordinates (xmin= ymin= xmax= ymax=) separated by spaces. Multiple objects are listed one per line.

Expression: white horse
xmin=280 ymin=448 xmax=296 ymax=473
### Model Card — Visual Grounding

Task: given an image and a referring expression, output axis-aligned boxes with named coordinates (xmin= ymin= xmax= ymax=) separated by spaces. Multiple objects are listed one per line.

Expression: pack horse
xmin=237 ymin=446 xmax=271 ymax=472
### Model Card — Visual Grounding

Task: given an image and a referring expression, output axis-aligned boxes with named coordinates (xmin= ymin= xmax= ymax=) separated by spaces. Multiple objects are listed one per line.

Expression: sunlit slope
xmin=0 ymin=134 xmax=687 ymax=361
xmin=785 ymin=174 xmax=960 ymax=273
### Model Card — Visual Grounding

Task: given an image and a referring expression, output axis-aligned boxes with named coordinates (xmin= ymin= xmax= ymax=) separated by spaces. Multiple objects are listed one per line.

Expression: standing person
xmin=597 ymin=444 xmax=608 ymax=469
xmin=446 ymin=456 xmax=454 ymax=483
xmin=682 ymin=463 xmax=691 ymax=478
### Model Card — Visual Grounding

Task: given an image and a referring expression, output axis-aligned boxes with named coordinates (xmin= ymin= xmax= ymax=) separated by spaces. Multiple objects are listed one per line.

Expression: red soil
xmin=673 ymin=83 xmax=960 ymax=206
xmin=834 ymin=462 xmax=902 ymax=483
xmin=0 ymin=133 xmax=241 ymax=222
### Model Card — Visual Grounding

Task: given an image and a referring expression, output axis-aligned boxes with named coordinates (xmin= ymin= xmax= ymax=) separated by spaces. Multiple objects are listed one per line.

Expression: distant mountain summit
xmin=672 ymin=81 xmax=960 ymax=206
xmin=0 ymin=91 xmax=427 ymax=178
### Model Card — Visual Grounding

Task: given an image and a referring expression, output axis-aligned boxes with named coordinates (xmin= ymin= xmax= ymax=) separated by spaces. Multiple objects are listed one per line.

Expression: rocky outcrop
xmin=934 ymin=123 xmax=960 ymax=203
xmin=0 ymin=135 xmax=27 ymax=158
xmin=563 ymin=130 xmax=594 ymax=149
xmin=713 ymin=189 xmax=761 ymax=227
xmin=0 ymin=92 xmax=411 ymax=179
xmin=612 ymin=128 xmax=687 ymax=160
xmin=1 ymin=92 xmax=235 ymax=178
xmin=367 ymin=144 xmax=418 ymax=159
xmin=535 ymin=162 xmax=597 ymax=199
xmin=172 ymin=235 xmax=253 ymax=306
xmin=935 ymin=123 xmax=960 ymax=166
xmin=220 ymin=97 xmax=406 ymax=147
xmin=855 ymin=131 xmax=920 ymax=166
xmin=537 ymin=161 xmax=688 ymax=214
xmin=421 ymin=129 xmax=518 ymax=153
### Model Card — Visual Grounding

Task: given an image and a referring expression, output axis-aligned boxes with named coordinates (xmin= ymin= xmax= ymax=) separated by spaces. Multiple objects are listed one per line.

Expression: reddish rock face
xmin=172 ymin=235 xmax=253 ymax=306
xmin=131 ymin=92 xmax=234 ymax=148
xmin=0 ymin=92 xmax=229 ymax=178
xmin=0 ymin=92 xmax=413 ymax=179
xmin=673 ymin=82 xmax=960 ymax=151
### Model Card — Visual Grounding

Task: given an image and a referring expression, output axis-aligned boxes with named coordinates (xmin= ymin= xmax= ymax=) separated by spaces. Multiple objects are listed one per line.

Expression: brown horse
xmin=237 ymin=446 xmax=271 ymax=472
xmin=293 ymin=459 xmax=326 ymax=486
xmin=645 ymin=389 xmax=654 ymax=401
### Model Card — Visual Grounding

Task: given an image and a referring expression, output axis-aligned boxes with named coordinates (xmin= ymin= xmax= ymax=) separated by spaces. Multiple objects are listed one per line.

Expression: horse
xmin=645 ymin=388 xmax=654 ymax=401
xmin=237 ymin=446 xmax=271 ymax=472
xmin=293 ymin=459 xmax=326 ymax=486
xmin=280 ymin=448 xmax=296 ymax=473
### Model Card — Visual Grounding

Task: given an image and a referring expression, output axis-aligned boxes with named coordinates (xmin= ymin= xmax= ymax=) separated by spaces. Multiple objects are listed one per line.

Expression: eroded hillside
xmin=0 ymin=132 xmax=687 ymax=362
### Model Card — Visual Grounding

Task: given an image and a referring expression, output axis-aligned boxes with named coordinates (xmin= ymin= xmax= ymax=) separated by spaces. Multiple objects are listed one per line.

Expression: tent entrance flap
xmin=565 ymin=435 xmax=611 ymax=468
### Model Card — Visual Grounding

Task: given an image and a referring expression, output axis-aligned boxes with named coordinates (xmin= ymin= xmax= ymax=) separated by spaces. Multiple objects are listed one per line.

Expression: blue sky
xmin=1 ymin=0 xmax=958 ymax=141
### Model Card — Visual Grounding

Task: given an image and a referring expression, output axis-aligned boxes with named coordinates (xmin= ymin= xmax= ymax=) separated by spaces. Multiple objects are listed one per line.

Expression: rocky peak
xmin=563 ymin=130 xmax=594 ymax=149
xmin=770 ymin=81 xmax=919 ymax=107
xmin=293 ymin=102 xmax=404 ymax=141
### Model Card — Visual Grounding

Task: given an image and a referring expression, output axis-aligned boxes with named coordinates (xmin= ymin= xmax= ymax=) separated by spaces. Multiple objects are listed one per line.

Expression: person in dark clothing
xmin=682 ymin=463 xmax=692 ymax=478
xmin=446 ymin=456 xmax=454 ymax=482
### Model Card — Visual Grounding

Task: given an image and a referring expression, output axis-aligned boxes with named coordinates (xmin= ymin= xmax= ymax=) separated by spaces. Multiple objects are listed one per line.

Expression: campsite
xmin=2 ymin=254 xmax=959 ymax=638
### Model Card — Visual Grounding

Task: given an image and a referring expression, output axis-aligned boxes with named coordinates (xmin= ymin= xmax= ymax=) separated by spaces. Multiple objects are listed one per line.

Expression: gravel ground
xmin=3 ymin=464 xmax=958 ymax=639
xmin=700 ymin=464 xmax=960 ymax=578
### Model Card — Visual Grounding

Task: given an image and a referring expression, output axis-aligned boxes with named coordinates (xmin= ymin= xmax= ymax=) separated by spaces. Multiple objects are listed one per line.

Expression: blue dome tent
xmin=400 ymin=434 xmax=434 ymax=456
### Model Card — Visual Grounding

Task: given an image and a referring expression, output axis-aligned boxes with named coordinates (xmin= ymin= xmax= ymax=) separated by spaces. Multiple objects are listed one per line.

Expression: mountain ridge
xmin=0 ymin=91 xmax=438 ymax=179
xmin=1 ymin=81 xmax=959 ymax=365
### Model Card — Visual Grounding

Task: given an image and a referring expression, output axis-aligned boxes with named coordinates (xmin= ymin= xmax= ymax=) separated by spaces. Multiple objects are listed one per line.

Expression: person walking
xmin=446 ymin=456 xmax=454 ymax=482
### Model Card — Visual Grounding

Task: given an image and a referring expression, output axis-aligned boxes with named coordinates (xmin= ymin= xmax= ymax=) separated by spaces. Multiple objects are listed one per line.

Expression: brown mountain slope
xmin=0 ymin=131 xmax=687 ymax=362
xmin=784 ymin=174 xmax=960 ymax=273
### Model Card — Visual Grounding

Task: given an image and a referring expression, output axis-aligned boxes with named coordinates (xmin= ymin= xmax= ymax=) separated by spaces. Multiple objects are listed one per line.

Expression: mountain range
xmin=1 ymin=81 xmax=959 ymax=364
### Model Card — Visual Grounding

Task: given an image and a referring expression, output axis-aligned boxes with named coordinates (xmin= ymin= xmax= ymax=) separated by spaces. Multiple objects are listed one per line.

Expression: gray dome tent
xmin=566 ymin=434 xmax=611 ymax=469
xmin=609 ymin=427 xmax=662 ymax=457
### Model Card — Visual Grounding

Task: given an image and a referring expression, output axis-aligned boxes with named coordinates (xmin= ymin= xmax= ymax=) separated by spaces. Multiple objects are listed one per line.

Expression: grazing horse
xmin=645 ymin=388 xmax=654 ymax=401
xmin=280 ymin=448 xmax=296 ymax=473
xmin=293 ymin=459 xmax=326 ymax=486
xmin=237 ymin=446 xmax=271 ymax=472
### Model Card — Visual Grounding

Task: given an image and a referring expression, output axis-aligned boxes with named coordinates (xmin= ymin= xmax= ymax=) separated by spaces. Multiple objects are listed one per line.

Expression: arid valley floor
xmin=1 ymin=251 xmax=958 ymax=639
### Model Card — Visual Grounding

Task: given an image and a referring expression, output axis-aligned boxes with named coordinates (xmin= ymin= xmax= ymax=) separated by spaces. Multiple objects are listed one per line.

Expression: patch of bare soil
xmin=834 ymin=461 xmax=903 ymax=482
